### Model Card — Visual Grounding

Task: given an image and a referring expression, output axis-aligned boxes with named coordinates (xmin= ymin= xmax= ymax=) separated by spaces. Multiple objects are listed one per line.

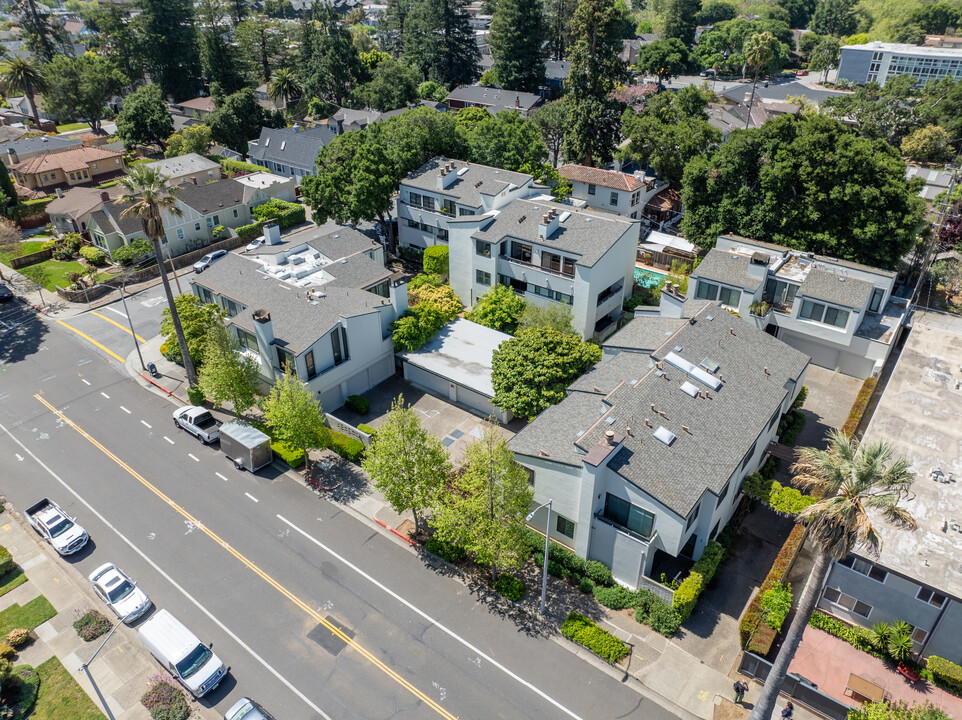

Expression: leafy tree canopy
xmin=45 ymin=53 xmax=127 ymax=132
xmin=165 ymin=125 xmax=213 ymax=158
xmin=353 ymin=56 xmax=420 ymax=112
xmin=810 ymin=0 xmax=858 ymax=36
xmin=694 ymin=18 xmax=792 ymax=76
xmin=823 ymin=75 xmax=929 ymax=147
xmin=467 ymin=110 xmax=548 ymax=172
xmin=207 ymin=88 xmax=285 ymax=153
xmin=403 ymin=0 xmax=480 ymax=87
xmin=901 ymin=124 xmax=953 ymax=163
xmin=489 ymin=0 xmax=548 ymax=92
xmin=680 ymin=113 xmax=926 ymax=270
xmin=116 ymin=83 xmax=174 ymax=150
xmin=851 ymin=701 xmax=953 ymax=720
xmin=135 ymin=0 xmax=202 ymax=100
xmin=198 ymin=319 xmax=260 ymax=415
xmin=263 ymin=367 xmax=329 ymax=473
xmin=160 ymin=293 xmax=224 ymax=368
xmin=467 ymin=283 xmax=526 ymax=332
xmin=635 ymin=38 xmax=691 ymax=86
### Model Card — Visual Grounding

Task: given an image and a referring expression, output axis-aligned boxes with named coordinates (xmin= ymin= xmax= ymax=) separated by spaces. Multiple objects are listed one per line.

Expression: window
xmin=437 ymin=228 xmax=449 ymax=242
xmin=630 ymin=211 xmax=637 ymax=219
xmin=115 ymin=159 xmax=120 ymax=164
xmin=822 ymin=587 xmax=872 ymax=618
xmin=562 ymin=257 xmax=575 ymax=277
xmin=838 ymin=555 xmax=888 ymax=583
xmin=719 ymin=286 xmax=741 ymax=307
xmin=422 ymin=196 xmax=435 ymax=211
xmin=305 ymin=350 xmax=316 ymax=379
xmin=631 ymin=191 xmax=640 ymax=207
xmin=911 ymin=626 xmax=928 ymax=644
xmin=476 ymin=270 xmax=491 ymax=286
xmin=82 ymin=170 xmax=88 ymax=179
xmin=869 ymin=288 xmax=884 ymax=313
xmin=442 ymin=199 xmax=455 ymax=215
xmin=332 ymin=326 xmax=348 ymax=365
xmin=542 ymin=251 xmax=561 ymax=272
xmin=800 ymin=299 xmax=825 ymax=321
xmin=716 ymin=479 xmax=731 ymax=508
xmin=206 ymin=217 xmax=214 ymax=228
xmin=276 ymin=347 xmax=295 ymax=372
xmin=223 ymin=298 xmax=240 ymax=317
xmin=740 ymin=440 xmax=757 ymax=472
xmin=459 ymin=207 xmax=476 ymax=216
xmin=409 ymin=192 xmax=423 ymax=207
xmin=233 ymin=209 xmax=239 ymax=219
xmin=587 ymin=183 xmax=596 ymax=195
xmin=610 ymin=191 xmax=619 ymax=206
xmin=212 ymin=215 xmax=220 ymax=225
xmin=916 ymin=587 xmax=947 ymax=608
xmin=765 ymin=279 xmax=799 ymax=310
xmin=197 ymin=287 xmax=213 ymax=304
xmin=686 ymin=502 xmax=700 ymax=530
xmin=195 ymin=222 xmax=202 ymax=231
xmin=476 ymin=240 xmax=491 ymax=257
xmin=556 ymin=515 xmax=574 ymax=538
xmin=236 ymin=328 xmax=259 ymax=353
xmin=696 ymin=280 xmax=719 ymax=301
xmin=603 ymin=493 xmax=655 ymax=540
xmin=511 ymin=242 xmax=532 ymax=263
xmin=824 ymin=306 xmax=849 ymax=328
xmin=800 ymin=299 xmax=849 ymax=328
xmin=176 ymin=228 xmax=185 ymax=240
xmin=91 ymin=164 xmax=97 ymax=170
xmin=69 ymin=173 xmax=75 ymax=181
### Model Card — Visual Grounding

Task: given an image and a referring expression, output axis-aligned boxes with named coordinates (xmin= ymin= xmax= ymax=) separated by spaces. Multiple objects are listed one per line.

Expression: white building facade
xmin=837 ymin=41 xmax=962 ymax=85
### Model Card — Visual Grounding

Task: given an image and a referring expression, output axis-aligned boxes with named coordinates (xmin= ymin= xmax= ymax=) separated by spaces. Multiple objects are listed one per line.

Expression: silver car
xmin=88 ymin=563 xmax=151 ymax=623
xmin=193 ymin=249 xmax=227 ymax=273
xmin=224 ymin=697 xmax=277 ymax=720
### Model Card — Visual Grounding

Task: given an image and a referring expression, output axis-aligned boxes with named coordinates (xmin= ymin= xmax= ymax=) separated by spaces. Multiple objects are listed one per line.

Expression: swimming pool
xmin=634 ymin=267 xmax=668 ymax=288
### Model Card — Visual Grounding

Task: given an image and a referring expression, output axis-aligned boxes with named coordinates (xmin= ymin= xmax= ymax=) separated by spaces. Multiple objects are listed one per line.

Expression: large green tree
xmin=467 ymin=111 xmax=548 ymax=172
xmin=235 ymin=18 xmax=289 ymax=86
xmin=380 ymin=0 xmax=413 ymax=58
xmin=44 ymin=54 xmax=127 ymax=132
xmin=263 ymin=367 xmax=329 ymax=476
xmin=116 ymin=83 xmax=174 ymax=150
xmin=635 ymin=38 xmax=691 ymax=87
xmin=545 ymin=0 xmax=576 ymax=60
xmin=430 ymin=422 xmax=533 ymax=582
xmin=810 ymin=0 xmax=858 ymax=36
xmin=694 ymin=18 xmax=791 ymax=77
xmin=531 ymin=100 xmax=567 ymax=167
xmin=680 ymin=113 xmax=927 ymax=271
xmin=361 ymin=395 xmax=451 ymax=534
xmin=13 ymin=0 xmax=72 ymax=62
xmin=748 ymin=431 xmax=916 ymax=720
xmin=808 ymin=34 xmax=840 ymax=82
xmin=920 ymin=77 xmax=962 ymax=151
xmin=492 ymin=327 xmax=600 ymax=420
xmin=490 ymin=0 xmax=548 ymax=92
xmin=742 ymin=32 xmax=779 ymax=128
xmin=79 ymin=4 xmax=143 ymax=81
xmin=661 ymin=0 xmax=701 ymax=47
xmin=910 ymin=3 xmax=959 ymax=34
xmin=135 ymin=0 xmax=202 ymax=100
xmin=563 ymin=0 xmax=630 ymax=166
xmin=197 ymin=0 xmax=246 ymax=95
xmin=300 ymin=2 xmax=363 ymax=107
xmin=403 ymin=0 xmax=479 ymax=87
xmin=198 ymin=319 xmax=260 ymax=415
xmin=157 ymin=293 xmax=223 ymax=369
xmin=353 ymin=57 xmax=420 ymax=112
xmin=467 ymin=284 xmax=526 ymax=331
xmin=164 ymin=125 xmax=213 ymax=158
xmin=823 ymin=76 xmax=928 ymax=147
xmin=207 ymin=88 xmax=284 ymax=153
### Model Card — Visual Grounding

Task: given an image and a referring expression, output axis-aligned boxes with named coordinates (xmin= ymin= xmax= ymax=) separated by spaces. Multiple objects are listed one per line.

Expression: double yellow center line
xmin=35 ymin=394 xmax=458 ymax=719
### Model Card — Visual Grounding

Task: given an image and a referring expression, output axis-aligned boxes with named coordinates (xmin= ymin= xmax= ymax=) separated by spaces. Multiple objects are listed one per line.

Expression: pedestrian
xmin=733 ymin=680 xmax=749 ymax=704
xmin=782 ymin=701 xmax=794 ymax=719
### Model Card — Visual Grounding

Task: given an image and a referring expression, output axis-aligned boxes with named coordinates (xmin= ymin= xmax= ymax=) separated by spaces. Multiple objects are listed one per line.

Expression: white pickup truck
xmin=172 ymin=406 xmax=221 ymax=444
xmin=25 ymin=498 xmax=89 ymax=555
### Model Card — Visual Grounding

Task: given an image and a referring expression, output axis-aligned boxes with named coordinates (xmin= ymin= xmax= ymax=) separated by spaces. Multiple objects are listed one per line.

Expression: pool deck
xmin=635 ymin=261 xmax=669 ymax=275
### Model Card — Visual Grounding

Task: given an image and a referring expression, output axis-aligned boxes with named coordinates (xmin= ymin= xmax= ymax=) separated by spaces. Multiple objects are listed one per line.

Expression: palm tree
xmin=742 ymin=32 xmax=776 ymax=130
xmin=0 ymin=56 xmax=47 ymax=128
xmin=748 ymin=429 xmax=917 ymax=720
xmin=267 ymin=68 xmax=303 ymax=109
xmin=118 ymin=165 xmax=198 ymax=388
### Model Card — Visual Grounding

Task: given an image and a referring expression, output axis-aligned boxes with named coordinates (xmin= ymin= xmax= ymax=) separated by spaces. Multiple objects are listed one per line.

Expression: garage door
xmin=403 ymin=362 xmax=450 ymax=398
xmin=779 ymin=332 xmax=840 ymax=371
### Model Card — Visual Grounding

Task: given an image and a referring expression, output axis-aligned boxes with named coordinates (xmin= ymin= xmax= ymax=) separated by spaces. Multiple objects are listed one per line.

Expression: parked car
xmin=699 ymin=69 xmax=718 ymax=77
xmin=88 ymin=562 xmax=151 ymax=623
xmin=224 ymin=697 xmax=277 ymax=720
xmin=193 ymin=249 xmax=227 ymax=273
xmin=139 ymin=610 xmax=227 ymax=698
xmin=25 ymin=498 xmax=89 ymax=555
xmin=172 ymin=406 xmax=221 ymax=444
xmin=796 ymin=69 xmax=809 ymax=76
xmin=0 ymin=283 xmax=13 ymax=302
xmin=245 ymin=236 xmax=265 ymax=252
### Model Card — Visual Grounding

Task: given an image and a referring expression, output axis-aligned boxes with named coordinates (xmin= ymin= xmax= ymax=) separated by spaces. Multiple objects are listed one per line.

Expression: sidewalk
xmin=0 ymin=507 xmax=220 ymax=720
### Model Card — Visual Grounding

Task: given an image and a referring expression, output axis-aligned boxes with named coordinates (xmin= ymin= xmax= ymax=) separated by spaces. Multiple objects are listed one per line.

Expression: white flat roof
xmin=842 ymin=41 xmax=962 ymax=58
xmin=234 ymin=172 xmax=290 ymax=189
xmin=399 ymin=318 xmax=511 ymax=398
xmin=642 ymin=230 xmax=696 ymax=254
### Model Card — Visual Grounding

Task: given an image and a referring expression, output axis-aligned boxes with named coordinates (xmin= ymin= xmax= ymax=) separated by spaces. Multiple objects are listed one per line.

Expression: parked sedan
xmin=224 ymin=698 xmax=277 ymax=720
xmin=88 ymin=563 xmax=151 ymax=623
xmin=193 ymin=249 xmax=228 ymax=273
xmin=172 ymin=405 xmax=221 ymax=443
xmin=0 ymin=283 xmax=13 ymax=302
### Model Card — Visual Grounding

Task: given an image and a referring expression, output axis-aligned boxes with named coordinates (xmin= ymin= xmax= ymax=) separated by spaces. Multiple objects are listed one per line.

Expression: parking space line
xmin=81 ymin=379 xmax=91 ymax=385
xmin=141 ymin=420 xmax=151 ymax=429
xmin=120 ymin=406 xmax=131 ymax=414
xmin=163 ymin=436 xmax=175 ymax=444
xmin=215 ymin=472 xmax=228 ymax=482
xmin=245 ymin=493 xmax=259 ymax=503
xmin=55 ymin=320 xmax=125 ymax=362
xmin=91 ymin=310 xmax=146 ymax=342
xmin=101 ymin=392 xmax=110 ymax=399
xmin=188 ymin=453 xmax=199 ymax=462
xmin=104 ymin=306 xmax=128 ymax=319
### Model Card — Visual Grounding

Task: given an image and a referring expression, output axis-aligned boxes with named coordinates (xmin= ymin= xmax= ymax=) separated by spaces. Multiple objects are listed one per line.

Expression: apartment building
xmin=557 ymin=164 xmax=666 ymax=225
xmin=837 ymin=41 xmax=962 ymax=85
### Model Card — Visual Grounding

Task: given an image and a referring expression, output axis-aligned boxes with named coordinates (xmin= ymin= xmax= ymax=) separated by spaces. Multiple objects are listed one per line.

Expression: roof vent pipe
xmin=605 ymin=430 xmax=615 ymax=445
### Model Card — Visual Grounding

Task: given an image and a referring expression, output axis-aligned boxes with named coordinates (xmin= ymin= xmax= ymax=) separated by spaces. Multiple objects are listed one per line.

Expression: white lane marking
xmin=245 ymin=493 xmax=259 ymax=503
xmin=164 ymin=436 xmax=175 ymax=445
xmin=141 ymin=420 xmax=151 ymax=429
xmin=40 ymin=373 xmax=56 ymax=382
xmin=188 ymin=453 xmax=199 ymax=462
xmin=100 ymin=392 xmax=110 ymax=399
xmin=277 ymin=515 xmax=585 ymax=720
xmin=15 ymin=454 xmax=23 ymax=461
xmin=215 ymin=472 xmax=228 ymax=482
xmin=105 ymin=306 xmax=128 ymax=319
xmin=81 ymin=379 xmax=91 ymax=386
xmin=120 ymin=406 xmax=131 ymax=414
xmin=0 ymin=420 xmax=330 ymax=720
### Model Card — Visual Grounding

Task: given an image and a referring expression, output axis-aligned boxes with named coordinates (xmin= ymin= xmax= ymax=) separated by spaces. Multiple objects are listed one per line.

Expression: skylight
xmin=700 ymin=357 xmax=720 ymax=373
xmin=664 ymin=351 xmax=722 ymax=390
xmin=654 ymin=426 xmax=676 ymax=446
xmin=680 ymin=381 xmax=699 ymax=398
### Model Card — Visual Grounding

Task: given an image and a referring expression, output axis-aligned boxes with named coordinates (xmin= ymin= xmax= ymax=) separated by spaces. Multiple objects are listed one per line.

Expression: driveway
xmin=334 ymin=376 xmax=524 ymax=466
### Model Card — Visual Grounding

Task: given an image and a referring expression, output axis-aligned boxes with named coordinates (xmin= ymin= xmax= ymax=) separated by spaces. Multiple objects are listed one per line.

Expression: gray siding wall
xmin=837 ymin=47 xmax=873 ymax=84
xmin=924 ymin=602 xmax=962 ymax=663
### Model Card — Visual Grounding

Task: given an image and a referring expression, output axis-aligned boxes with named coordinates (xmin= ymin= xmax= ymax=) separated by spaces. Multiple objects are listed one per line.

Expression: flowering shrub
xmin=140 ymin=675 xmax=191 ymax=720
xmin=5 ymin=630 xmax=28 ymax=648
xmin=72 ymin=609 xmax=112 ymax=642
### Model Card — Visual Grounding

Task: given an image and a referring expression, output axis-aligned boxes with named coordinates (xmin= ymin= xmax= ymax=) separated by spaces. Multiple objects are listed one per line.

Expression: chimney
xmin=55 ymin=187 xmax=64 ymax=199
xmin=190 ymin=176 xmax=198 ymax=184
xmin=6 ymin=148 xmax=18 ymax=165
xmin=681 ymin=425 xmax=690 ymax=434
xmin=538 ymin=208 xmax=560 ymax=239
xmin=389 ymin=277 xmax=408 ymax=317
xmin=437 ymin=166 xmax=457 ymax=190
xmin=99 ymin=190 xmax=109 ymax=202
xmin=605 ymin=430 xmax=615 ymax=445
xmin=251 ymin=308 xmax=276 ymax=378
xmin=264 ymin=221 xmax=281 ymax=245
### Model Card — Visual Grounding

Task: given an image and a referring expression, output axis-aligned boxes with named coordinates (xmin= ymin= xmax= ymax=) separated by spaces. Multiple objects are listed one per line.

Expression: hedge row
xmin=673 ymin=540 xmax=727 ymax=621
xmin=777 ymin=410 xmax=806 ymax=446
xmin=423 ymin=245 xmax=449 ymax=275
xmin=14 ymin=196 xmax=55 ymax=220
xmin=741 ymin=474 xmax=817 ymax=516
xmin=526 ymin=530 xmax=615 ymax=588
xmin=842 ymin=377 xmax=877 ymax=438
xmin=927 ymin=656 xmax=962 ymax=694
xmin=560 ymin=612 xmax=630 ymax=663
xmin=325 ymin=429 xmax=365 ymax=463
xmin=590 ymin=583 xmax=680 ymax=636
xmin=251 ymin=198 xmax=306 ymax=229
xmin=740 ymin=524 xmax=806 ymax=651
xmin=215 ymin=156 xmax=268 ymax=175
xmin=236 ymin=202 xmax=305 ymax=240
xmin=493 ymin=573 xmax=525 ymax=602
xmin=0 ymin=546 xmax=13 ymax=576
xmin=808 ymin=610 xmax=884 ymax=658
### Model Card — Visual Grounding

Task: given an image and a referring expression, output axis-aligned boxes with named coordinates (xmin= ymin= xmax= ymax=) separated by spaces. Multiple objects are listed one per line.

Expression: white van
xmin=139 ymin=609 xmax=227 ymax=697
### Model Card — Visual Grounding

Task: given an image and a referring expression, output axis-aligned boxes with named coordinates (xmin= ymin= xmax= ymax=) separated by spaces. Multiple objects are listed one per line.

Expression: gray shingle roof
xmin=191 ymin=253 xmax=390 ymax=354
xmin=601 ymin=317 xmax=687 ymax=353
xmin=146 ymin=153 xmax=220 ymax=179
xmin=3 ymin=134 xmax=81 ymax=157
xmin=176 ymin=179 xmax=246 ymax=214
xmin=471 ymin=199 xmax=635 ymax=268
xmin=445 ymin=85 xmax=542 ymax=113
xmin=691 ymin=248 xmax=765 ymax=291
xmin=402 ymin=157 xmax=532 ymax=209
xmin=246 ymin=126 xmax=335 ymax=170
xmin=303 ymin=226 xmax=380 ymax=259
xmin=90 ymin=200 xmax=144 ymax=236
xmin=324 ymin=253 xmax=392 ymax=290
xmin=509 ymin=391 xmax=609 ymax=467
xmin=568 ymin=351 xmax=653 ymax=396
xmin=800 ymin=268 xmax=874 ymax=309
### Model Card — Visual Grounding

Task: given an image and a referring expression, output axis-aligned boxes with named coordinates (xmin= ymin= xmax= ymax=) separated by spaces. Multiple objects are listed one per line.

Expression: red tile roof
xmin=12 ymin=146 xmax=123 ymax=175
xmin=557 ymin=164 xmax=645 ymax=192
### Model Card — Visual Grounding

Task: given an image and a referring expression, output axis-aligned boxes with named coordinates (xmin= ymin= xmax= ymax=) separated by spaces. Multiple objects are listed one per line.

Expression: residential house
xmin=170 ymin=97 xmax=216 ymax=120
xmin=47 ymin=185 xmax=123 ymax=235
xmin=0 ymin=135 xmax=82 ymax=167
xmin=448 ymin=197 xmax=638 ymax=341
xmin=146 ymin=154 xmax=222 ymax=186
xmin=905 ymin=165 xmax=954 ymax=203
xmin=5 ymin=95 xmax=57 ymax=123
xmin=327 ymin=108 xmax=382 ymax=134
xmin=557 ymin=163 xmax=666 ymax=227
xmin=653 ymin=235 xmax=907 ymax=379
xmin=0 ymin=125 xmax=30 ymax=145
xmin=11 ymin=145 xmax=125 ymax=190
xmin=255 ymin=83 xmax=285 ymax=111
xmin=190 ymin=223 xmax=404 ymax=411
xmin=815 ymin=312 xmax=962 ymax=660
xmin=246 ymin=125 xmax=336 ymax=185
xmin=510 ymin=301 xmax=809 ymax=590
xmin=838 ymin=41 xmax=962 ymax=85
xmin=444 ymin=85 xmax=543 ymax=116
xmin=379 ymin=101 xmax=448 ymax=121
xmin=620 ymin=35 xmax=660 ymax=66
xmin=397 ymin=157 xmax=537 ymax=250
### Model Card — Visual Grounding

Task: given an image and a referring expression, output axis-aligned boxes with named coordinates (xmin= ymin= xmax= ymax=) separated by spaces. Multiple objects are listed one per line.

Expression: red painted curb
xmin=374 ymin=519 xmax=388 ymax=529
xmin=389 ymin=527 xmax=418 ymax=546
xmin=141 ymin=373 xmax=175 ymax=396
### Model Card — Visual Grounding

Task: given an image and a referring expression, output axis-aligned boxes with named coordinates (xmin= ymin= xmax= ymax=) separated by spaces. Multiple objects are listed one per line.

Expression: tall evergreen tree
xmin=403 ymin=0 xmax=479 ymax=87
xmin=379 ymin=0 xmax=413 ymax=58
xmin=116 ymin=83 xmax=175 ymax=150
xmin=563 ymin=0 xmax=628 ymax=166
xmin=81 ymin=5 xmax=143 ymax=82
xmin=545 ymin=0 xmax=576 ymax=60
xmin=301 ymin=2 xmax=363 ymax=106
xmin=13 ymin=0 xmax=72 ymax=62
xmin=661 ymin=0 xmax=700 ymax=47
xmin=135 ymin=0 xmax=202 ymax=101
xmin=490 ymin=0 xmax=548 ymax=92
xmin=198 ymin=0 xmax=246 ymax=95
xmin=235 ymin=18 xmax=288 ymax=86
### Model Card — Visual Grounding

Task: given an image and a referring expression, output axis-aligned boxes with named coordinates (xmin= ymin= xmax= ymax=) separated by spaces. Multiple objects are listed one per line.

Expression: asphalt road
xmin=0 ymin=301 xmax=681 ymax=720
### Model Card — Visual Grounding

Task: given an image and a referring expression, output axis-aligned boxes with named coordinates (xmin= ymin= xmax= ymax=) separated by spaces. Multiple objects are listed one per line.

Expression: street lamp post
xmin=526 ymin=499 xmax=553 ymax=616
xmin=79 ymin=611 xmax=137 ymax=720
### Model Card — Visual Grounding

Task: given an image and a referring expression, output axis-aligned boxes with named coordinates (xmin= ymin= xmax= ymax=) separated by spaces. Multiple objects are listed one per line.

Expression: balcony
xmin=596 ymin=282 xmax=624 ymax=307
xmin=594 ymin=511 xmax=656 ymax=545
xmin=501 ymin=254 xmax=575 ymax=280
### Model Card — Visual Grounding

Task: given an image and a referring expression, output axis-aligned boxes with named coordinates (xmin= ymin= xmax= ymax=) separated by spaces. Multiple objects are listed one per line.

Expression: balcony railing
xmin=501 ymin=254 xmax=575 ymax=279
xmin=596 ymin=283 xmax=624 ymax=307
xmin=594 ymin=512 xmax=656 ymax=545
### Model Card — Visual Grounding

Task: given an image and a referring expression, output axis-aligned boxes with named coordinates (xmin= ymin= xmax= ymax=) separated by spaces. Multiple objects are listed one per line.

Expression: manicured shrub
xmin=423 ymin=245 xmax=449 ymax=275
xmin=52 ymin=246 xmax=74 ymax=261
xmin=548 ymin=543 xmax=584 ymax=577
xmin=593 ymin=584 xmax=635 ymax=610
xmin=237 ymin=220 xmax=266 ymax=241
xmin=643 ymin=597 xmax=681 ymax=636
xmin=0 ymin=643 xmax=13 ymax=659
xmin=791 ymin=385 xmax=809 ymax=409
xmin=842 ymin=377 xmax=877 ymax=438
xmin=560 ymin=612 xmax=629 ymax=663
xmin=759 ymin=582 xmax=792 ymax=632
xmin=41 ymin=239 xmax=58 ymax=250
xmin=6 ymin=665 xmax=38 ymax=718
xmin=493 ymin=573 xmax=525 ymax=602
xmin=777 ymin=410 xmax=806 ymax=446
xmin=79 ymin=246 xmax=107 ymax=266
xmin=73 ymin=609 xmax=112 ymax=642
xmin=522 ymin=528 xmax=545 ymax=556
xmin=673 ymin=540 xmax=727 ymax=621
xmin=399 ymin=246 xmax=423 ymax=263
xmin=741 ymin=474 xmax=816 ymax=515
xmin=141 ymin=676 xmax=191 ymax=720
xmin=0 ymin=547 xmax=13 ymax=577
xmin=584 ymin=560 xmax=614 ymax=587
xmin=740 ymin=524 xmax=806 ymax=648
xmin=927 ymin=656 xmax=962 ymax=693
xmin=326 ymin=430 xmax=364 ymax=463
xmin=272 ymin=442 xmax=304 ymax=468
xmin=251 ymin=198 xmax=305 ymax=229
xmin=579 ymin=577 xmax=595 ymax=594
xmin=5 ymin=630 xmax=28 ymax=649
xmin=346 ymin=394 xmax=370 ymax=415
xmin=186 ymin=387 xmax=205 ymax=405
xmin=808 ymin=611 xmax=881 ymax=657
xmin=357 ymin=423 xmax=376 ymax=437
xmin=425 ymin=536 xmax=467 ymax=563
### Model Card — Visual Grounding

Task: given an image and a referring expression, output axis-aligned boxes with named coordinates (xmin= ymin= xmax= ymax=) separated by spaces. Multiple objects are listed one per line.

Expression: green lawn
xmin=0 ymin=241 xmax=47 ymax=265
xmin=33 ymin=657 xmax=105 ymax=720
xmin=55 ymin=122 xmax=88 ymax=133
xmin=0 ymin=596 xmax=57 ymax=637
xmin=0 ymin=568 xmax=27 ymax=598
